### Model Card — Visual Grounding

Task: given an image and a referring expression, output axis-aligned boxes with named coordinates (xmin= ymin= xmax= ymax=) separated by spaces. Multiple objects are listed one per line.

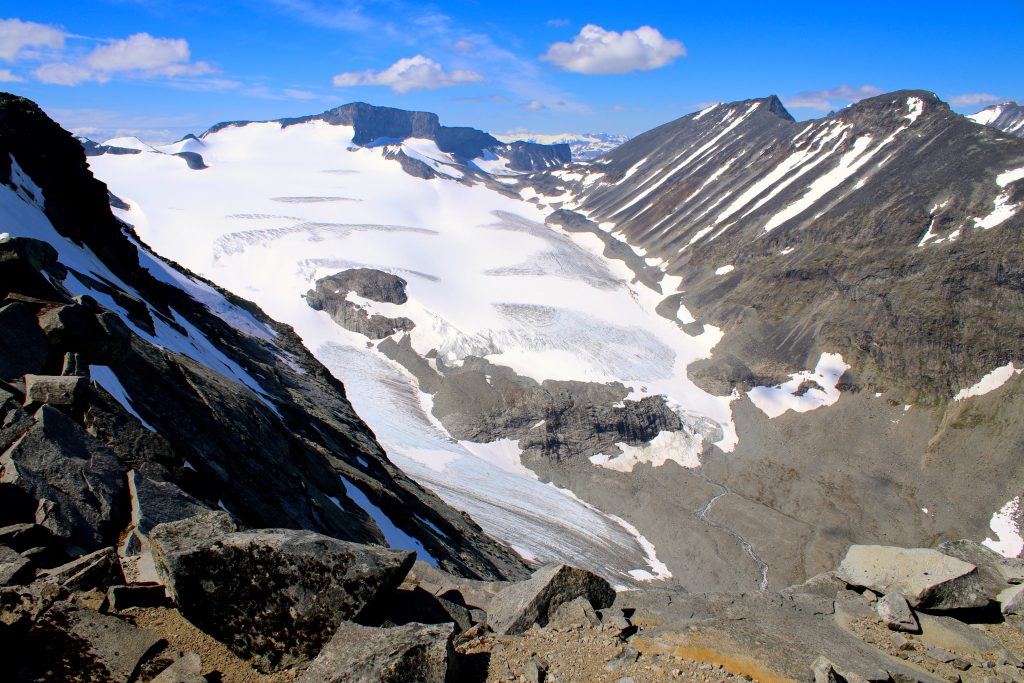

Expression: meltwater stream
xmin=694 ymin=473 xmax=770 ymax=591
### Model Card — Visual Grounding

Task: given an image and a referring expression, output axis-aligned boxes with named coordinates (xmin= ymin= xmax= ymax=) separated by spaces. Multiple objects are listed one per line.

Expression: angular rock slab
xmin=916 ymin=612 xmax=1006 ymax=657
xmin=835 ymin=545 xmax=988 ymax=609
xmin=30 ymin=601 xmax=163 ymax=682
xmin=23 ymin=374 xmax=85 ymax=407
xmin=150 ymin=526 xmax=415 ymax=672
xmin=121 ymin=471 xmax=211 ymax=583
xmin=302 ymin=621 xmax=457 ymax=683
xmin=152 ymin=652 xmax=204 ymax=683
xmin=0 ymin=543 xmax=32 ymax=585
xmin=486 ymin=564 xmax=615 ymax=635
xmin=41 ymin=546 xmax=124 ymax=592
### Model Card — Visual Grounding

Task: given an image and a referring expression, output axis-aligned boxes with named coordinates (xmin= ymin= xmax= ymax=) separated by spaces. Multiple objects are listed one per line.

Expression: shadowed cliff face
xmin=0 ymin=92 xmax=530 ymax=581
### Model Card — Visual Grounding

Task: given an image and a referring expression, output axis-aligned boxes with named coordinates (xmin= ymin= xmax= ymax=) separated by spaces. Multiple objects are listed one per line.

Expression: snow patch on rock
xmin=747 ymin=352 xmax=850 ymax=418
xmin=983 ymin=497 xmax=1024 ymax=558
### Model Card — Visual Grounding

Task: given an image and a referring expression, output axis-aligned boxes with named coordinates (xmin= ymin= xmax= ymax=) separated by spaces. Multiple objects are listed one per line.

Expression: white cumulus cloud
xmin=333 ymin=55 xmax=483 ymax=93
xmin=85 ymin=33 xmax=211 ymax=78
xmin=33 ymin=33 xmax=212 ymax=85
xmin=0 ymin=68 xmax=23 ymax=82
xmin=785 ymin=84 xmax=883 ymax=110
xmin=33 ymin=62 xmax=93 ymax=85
xmin=541 ymin=24 xmax=685 ymax=75
xmin=0 ymin=18 xmax=65 ymax=62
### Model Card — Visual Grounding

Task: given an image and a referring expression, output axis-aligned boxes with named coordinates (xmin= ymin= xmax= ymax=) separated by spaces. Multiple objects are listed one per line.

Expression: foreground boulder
xmin=0 ymin=405 xmax=127 ymax=554
xmin=835 ymin=545 xmax=988 ymax=609
xmin=302 ymin=621 xmax=457 ymax=683
xmin=22 ymin=601 xmax=163 ymax=682
xmin=938 ymin=539 xmax=1024 ymax=599
xmin=486 ymin=564 xmax=615 ymax=635
xmin=150 ymin=519 xmax=415 ymax=672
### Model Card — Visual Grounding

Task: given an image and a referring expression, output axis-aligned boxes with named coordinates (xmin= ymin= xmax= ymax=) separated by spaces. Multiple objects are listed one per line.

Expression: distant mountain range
xmin=492 ymin=131 xmax=630 ymax=161
xmin=969 ymin=101 xmax=1024 ymax=137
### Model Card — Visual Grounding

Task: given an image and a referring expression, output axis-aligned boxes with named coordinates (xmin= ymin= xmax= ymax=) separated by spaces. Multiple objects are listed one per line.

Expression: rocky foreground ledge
xmin=3 ymin=505 xmax=1024 ymax=682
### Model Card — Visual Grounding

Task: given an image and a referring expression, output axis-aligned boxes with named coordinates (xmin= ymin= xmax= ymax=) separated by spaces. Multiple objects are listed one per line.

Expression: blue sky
xmin=1 ymin=1 xmax=1021 ymax=142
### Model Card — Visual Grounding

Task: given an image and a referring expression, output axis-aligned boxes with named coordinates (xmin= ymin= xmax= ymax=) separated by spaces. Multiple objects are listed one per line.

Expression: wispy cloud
xmin=949 ymin=92 xmax=1006 ymax=108
xmin=0 ymin=67 xmax=25 ymax=82
xmin=784 ymin=84 xmax=883 ymax=110
xmin=333 ymin=55 xmax=483 ymax=93
xmin=541 ymin=25 xmax=685 ymax=75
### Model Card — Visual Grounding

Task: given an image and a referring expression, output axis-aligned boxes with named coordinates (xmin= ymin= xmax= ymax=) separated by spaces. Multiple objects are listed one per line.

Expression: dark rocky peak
xmin=1 ymin=95 xmax=140 ymax=277
xmin=829 ymin=89 xmax=950 ymax=131
xmin=288 ymin=102 xmax=445 ymax=145
xmin=761 ymin=94 xmax=795 ymax=122
xmin=594 ymin=95 xmax=797 ymax=175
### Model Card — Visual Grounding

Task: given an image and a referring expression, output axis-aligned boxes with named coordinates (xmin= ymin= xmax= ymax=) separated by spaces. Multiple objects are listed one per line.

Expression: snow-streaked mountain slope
xmin=525 ymin=90 xmax=1024 ymax=401
xmin=493 ymin=131 xmax=629 ymax=161
xmin=969 ymin=101 xmax=1024 ymax=137
xmin=86 ymin=113 xmax=735 ymax=585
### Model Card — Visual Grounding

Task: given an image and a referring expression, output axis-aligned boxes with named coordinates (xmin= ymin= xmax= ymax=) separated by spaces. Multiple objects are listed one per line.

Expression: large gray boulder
xmin=149 ymin=523 xmax=415 ymax=672
xmin=302 ymin=621 xmax=457 ymax=683
xmin=937 ymin=539 xmax=1020 ymax=600
xmin=0 ymin=405 xmax=128 ymax=553
xmin=486 ymin=564 xmax=615 ymax=635
xmin=148 ymin=510 xmax=236 ymax=569
xmin=835 ymin=545 xmax=988 ymax=609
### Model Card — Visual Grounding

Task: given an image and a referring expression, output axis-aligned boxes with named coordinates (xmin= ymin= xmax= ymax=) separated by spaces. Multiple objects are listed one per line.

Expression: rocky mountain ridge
xmin=523 ymin=90 xmax=1024 ymax=401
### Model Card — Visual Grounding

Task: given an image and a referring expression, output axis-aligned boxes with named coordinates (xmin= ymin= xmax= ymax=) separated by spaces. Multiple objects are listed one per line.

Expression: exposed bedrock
xmin=306 ymin=268 xmax=416 ymax=339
